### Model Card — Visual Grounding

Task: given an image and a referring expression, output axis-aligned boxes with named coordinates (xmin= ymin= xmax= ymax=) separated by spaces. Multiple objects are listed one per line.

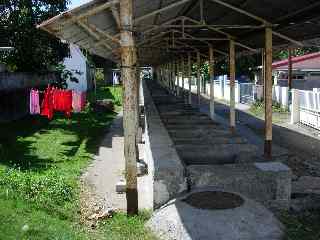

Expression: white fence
xmin=204 ymin=75 xmax=289 ymax=108
xmin=292 ymin=89 xmax=320 ymax=129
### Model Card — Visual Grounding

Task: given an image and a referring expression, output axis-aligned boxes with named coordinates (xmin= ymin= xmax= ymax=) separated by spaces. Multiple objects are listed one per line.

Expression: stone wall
xmin=0 ymin=72 xmax=58 ymax=91
xmin=0 ymin=72 xmax=58 ymax=122
xmin=142 ymin=79 xmax=187 ymax=208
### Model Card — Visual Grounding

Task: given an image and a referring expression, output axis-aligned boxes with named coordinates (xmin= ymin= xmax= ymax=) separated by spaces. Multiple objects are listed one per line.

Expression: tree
xmin=0 ymin=0 xmax=70 ymax=72
xmin=274 ymin=47 xmax=320 ymax=61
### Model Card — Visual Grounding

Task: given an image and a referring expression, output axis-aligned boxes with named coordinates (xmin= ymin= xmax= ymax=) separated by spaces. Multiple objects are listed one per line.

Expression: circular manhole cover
xmin=183 ymin=191 xmax=244 ymax=210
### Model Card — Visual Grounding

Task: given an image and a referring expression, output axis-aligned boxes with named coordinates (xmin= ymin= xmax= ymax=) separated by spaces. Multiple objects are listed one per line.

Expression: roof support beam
xmin=111 ymin=5 xmax=121 ymax=29
xmin=184 ymin=16 xmax=257 ymax=52
xmin=63 ymin=0 xmax=119 ymax=26
xmin=86 ymin=23 xmax=120 ymax=44
xmin=207 ymin=0 xmax=303 ymax=46
xmin=140 ymin=24 xmax=263 ymax=29
xmin=134 ymin=0 xmax=191 ymax=24
xmin=76 ymin=20 xmax=112 ymax=50
xmin=141 ymin=17 xmax=183 ymax=35
xmin=208 ymin=0 xmax=267 ymax=24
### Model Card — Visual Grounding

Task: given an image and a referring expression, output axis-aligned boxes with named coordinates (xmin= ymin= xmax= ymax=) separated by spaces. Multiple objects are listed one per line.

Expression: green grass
xmin=0 ymin=85 xmax=155 ymax=240
xmin=281 ymin=211 xmax=320 ymax=240
xmin=249 ymin=100 xmax=290 ymax=123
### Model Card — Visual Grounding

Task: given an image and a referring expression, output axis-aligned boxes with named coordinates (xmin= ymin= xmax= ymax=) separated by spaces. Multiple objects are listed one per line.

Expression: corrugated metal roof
xmin=38 ymin=0 xmax=320 ymax=65
xmin=273 ymin=52 xmax=320 ymax=70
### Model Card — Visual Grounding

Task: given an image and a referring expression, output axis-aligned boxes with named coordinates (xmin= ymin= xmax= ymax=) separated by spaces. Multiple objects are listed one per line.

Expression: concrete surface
xmin=188 ymin=162 xmax=292 ymax=209
xmin=147 ymin=188 xmax=284 ymax=240
xmin=143 ymin=80 xmax=187 ymax=208
xmin=82 ymin=111 xmax=153 ymax=211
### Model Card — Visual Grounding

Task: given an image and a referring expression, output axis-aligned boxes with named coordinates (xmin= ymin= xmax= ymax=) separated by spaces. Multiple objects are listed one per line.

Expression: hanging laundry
xmin=41 ymin=86 xmax=73 ymax=119
xmin=30 ymin=89 xmax=40 ymax=115
xmin=72 ymin=90 xmax=82 ymax=113
xmin=80 ymin=91 xmax=86 ymax=111
xmin=41 ymin=86 xmax=54 ymax=120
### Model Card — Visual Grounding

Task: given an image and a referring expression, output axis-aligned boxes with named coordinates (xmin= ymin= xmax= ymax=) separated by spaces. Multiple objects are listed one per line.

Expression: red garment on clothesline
xmin=41 ymin=86 xmax=54 ymax=119
xmin=41 ymin=86 xmax=73 ymax=119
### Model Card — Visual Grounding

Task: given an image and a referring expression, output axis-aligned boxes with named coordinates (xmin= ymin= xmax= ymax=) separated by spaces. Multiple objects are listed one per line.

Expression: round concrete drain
xmin=183 ymin=191 xmax=244 ymax=210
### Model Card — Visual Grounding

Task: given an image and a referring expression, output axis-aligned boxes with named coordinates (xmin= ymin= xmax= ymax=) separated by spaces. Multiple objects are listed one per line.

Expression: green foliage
xmin=0 ymin=0 xmax=70 ymax=72
xmin=55 ymin=63 xmax=80 ymax=89
xmin=281 ymin=211 xmax=320 ymax=240
xmin=99 ymin=212 xmax=156 ymax=240
xmin=0 ymin=86 xmax=155 ymax=239
xmin=274 ymin=47 xmax=320 ymax=61
xmin=95 ymin=68 xmax=104 ymax=83
xmin=250 ymin=100 xmax=288 ymax=115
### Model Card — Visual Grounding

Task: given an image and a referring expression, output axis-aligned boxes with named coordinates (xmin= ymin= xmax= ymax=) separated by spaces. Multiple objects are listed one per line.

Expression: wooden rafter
xmin=134 ymin=0 xmax=191 ymax=24
xmin=77 ymin=20 xmax=112 ymax=50
xmin=208 ymin=0 xmax=304 ymax=46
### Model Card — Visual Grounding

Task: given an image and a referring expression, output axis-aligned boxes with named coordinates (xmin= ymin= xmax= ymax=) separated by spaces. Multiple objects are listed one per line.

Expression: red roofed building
xmin=273 ymin=52 xmax=320 ymax=90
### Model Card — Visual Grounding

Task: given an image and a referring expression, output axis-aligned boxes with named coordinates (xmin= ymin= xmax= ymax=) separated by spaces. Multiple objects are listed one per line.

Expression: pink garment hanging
xmin=30 ymin=89 xmax=40 ymax=115
xmin=72 ymin=91 xmax=81 ymax=113
xmin=80 ymin=92 xmax=86 ymax=111
xmin=72 ymin=91 xmax=86 ymax=113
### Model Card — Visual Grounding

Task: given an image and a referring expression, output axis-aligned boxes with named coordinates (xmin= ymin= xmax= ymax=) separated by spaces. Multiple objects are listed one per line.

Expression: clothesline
xmin=30 ymin=85 xmax=86 ymax=119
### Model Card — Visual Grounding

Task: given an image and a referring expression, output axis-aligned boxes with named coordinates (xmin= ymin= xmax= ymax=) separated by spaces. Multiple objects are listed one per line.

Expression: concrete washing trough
xmin=147 ymin=188 xmax=284 ymax=240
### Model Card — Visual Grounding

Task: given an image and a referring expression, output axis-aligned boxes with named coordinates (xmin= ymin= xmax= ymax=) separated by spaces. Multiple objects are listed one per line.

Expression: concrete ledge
xmin=188 ymin=162 xmax=292 ymax=209
xmin=142 ymin=80 xmax=187 ymax=208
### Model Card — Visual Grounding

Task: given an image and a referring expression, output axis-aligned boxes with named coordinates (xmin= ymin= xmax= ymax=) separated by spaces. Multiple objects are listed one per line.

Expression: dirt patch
xmin=79 ymin=178 xmax=112 ymax=229
xmin=183 ymin=191 xmax=244 ymax=210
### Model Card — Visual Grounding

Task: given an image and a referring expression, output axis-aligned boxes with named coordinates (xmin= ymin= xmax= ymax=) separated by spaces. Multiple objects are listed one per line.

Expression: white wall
xmin=64 ymin=44 xmax=88 ymax=92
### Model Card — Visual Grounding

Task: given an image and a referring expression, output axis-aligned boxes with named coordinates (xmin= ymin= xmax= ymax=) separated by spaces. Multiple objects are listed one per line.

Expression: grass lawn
xmin=0 ymin=86 xmax=155 ymax=240
xmin=248 ymin=100 xmax=290 ymax=124
xmin=281 ymin=211 xmax=320 ymax=240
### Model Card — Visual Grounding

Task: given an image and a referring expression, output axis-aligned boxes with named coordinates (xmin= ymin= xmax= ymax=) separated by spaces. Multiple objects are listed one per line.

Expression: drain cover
xmin=183 ymin=191 xmax=244 ymax=210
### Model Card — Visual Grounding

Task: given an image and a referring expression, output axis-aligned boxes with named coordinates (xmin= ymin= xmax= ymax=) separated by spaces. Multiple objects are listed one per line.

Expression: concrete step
xmin=167 ymin=128 xmax=231 ymax=137
xmin=172 ymin=136 xmax=247 ymax=145
xmin=176 ymin=144 xmax=259 ymax=165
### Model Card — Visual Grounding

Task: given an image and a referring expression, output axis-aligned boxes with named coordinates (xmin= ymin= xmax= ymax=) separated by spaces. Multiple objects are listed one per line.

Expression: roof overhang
xmin=38 ymin=0 xmax=320 ymax=66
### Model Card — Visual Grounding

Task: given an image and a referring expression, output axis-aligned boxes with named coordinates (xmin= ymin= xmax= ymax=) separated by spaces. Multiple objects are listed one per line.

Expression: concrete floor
xmin=147 ymin=187 xmax=284 ymax=240
xmin=82 ymin=111 xmax=153 ymax=211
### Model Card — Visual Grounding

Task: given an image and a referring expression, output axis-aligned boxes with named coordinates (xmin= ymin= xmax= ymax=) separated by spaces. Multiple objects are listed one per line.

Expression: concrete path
xmin=149 ymin=82 xmax=262 ymax=166
xmin=82 ymin=111 xmax=153 ymax=211
xmin=147 ymin=188 xmax=284 ymax=240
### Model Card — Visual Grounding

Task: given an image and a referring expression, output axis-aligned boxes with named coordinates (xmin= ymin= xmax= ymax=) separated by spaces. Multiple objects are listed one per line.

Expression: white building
xmin=63 ymin=43 xmax=95 ymax=92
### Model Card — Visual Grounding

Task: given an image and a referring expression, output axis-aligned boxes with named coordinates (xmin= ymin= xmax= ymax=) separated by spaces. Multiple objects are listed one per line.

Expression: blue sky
xmin=68 ymin=0 xmax=91 ymax=9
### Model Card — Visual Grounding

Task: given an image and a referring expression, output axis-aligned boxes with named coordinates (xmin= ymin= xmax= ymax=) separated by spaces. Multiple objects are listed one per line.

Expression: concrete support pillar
xmin=209 ymin=47 xmax=215 ymax=120
xmin=264 ymin=27 xmax=273 ymax=158
xmin=291 ymin=89 xmax=300 ymax=124
xmin=188 ymin=52 xmax=192 ymax=104
xmin=229 ymin=39 xmax=236 ymax=132
xmin=197 ymin=51 xmax=201 ymax=107
xmin=120 ymin=0 xmax=138 ymax=215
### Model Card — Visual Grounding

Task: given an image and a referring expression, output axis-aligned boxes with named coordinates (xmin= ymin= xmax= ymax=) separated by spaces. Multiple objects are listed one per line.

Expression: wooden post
xmin=264 ymin=27 xmax=273 ymax=158
xmin=120 ymin=0 xmax=138 ymax=215
xmin=188 ymin=52 xmax=192 ymax=104
xmin=176 ymin=59 xmax=180 ymax=96
xmin=288 ymin=48 xmax=293 ymax=89
xmin=262 ymin=49 xmax=265 ymax=96
xmin=170 ymin=62 xmax=173 ymax=92
xmin=197 ymin=51 xmax=201 ymax=106
xmin=209 ymin=47 xmax=215 ymax=120
xmin=181 ymin=55 xmax=185 ymax=94
xmin=229 ymin=39 xmax=236 ymax=132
